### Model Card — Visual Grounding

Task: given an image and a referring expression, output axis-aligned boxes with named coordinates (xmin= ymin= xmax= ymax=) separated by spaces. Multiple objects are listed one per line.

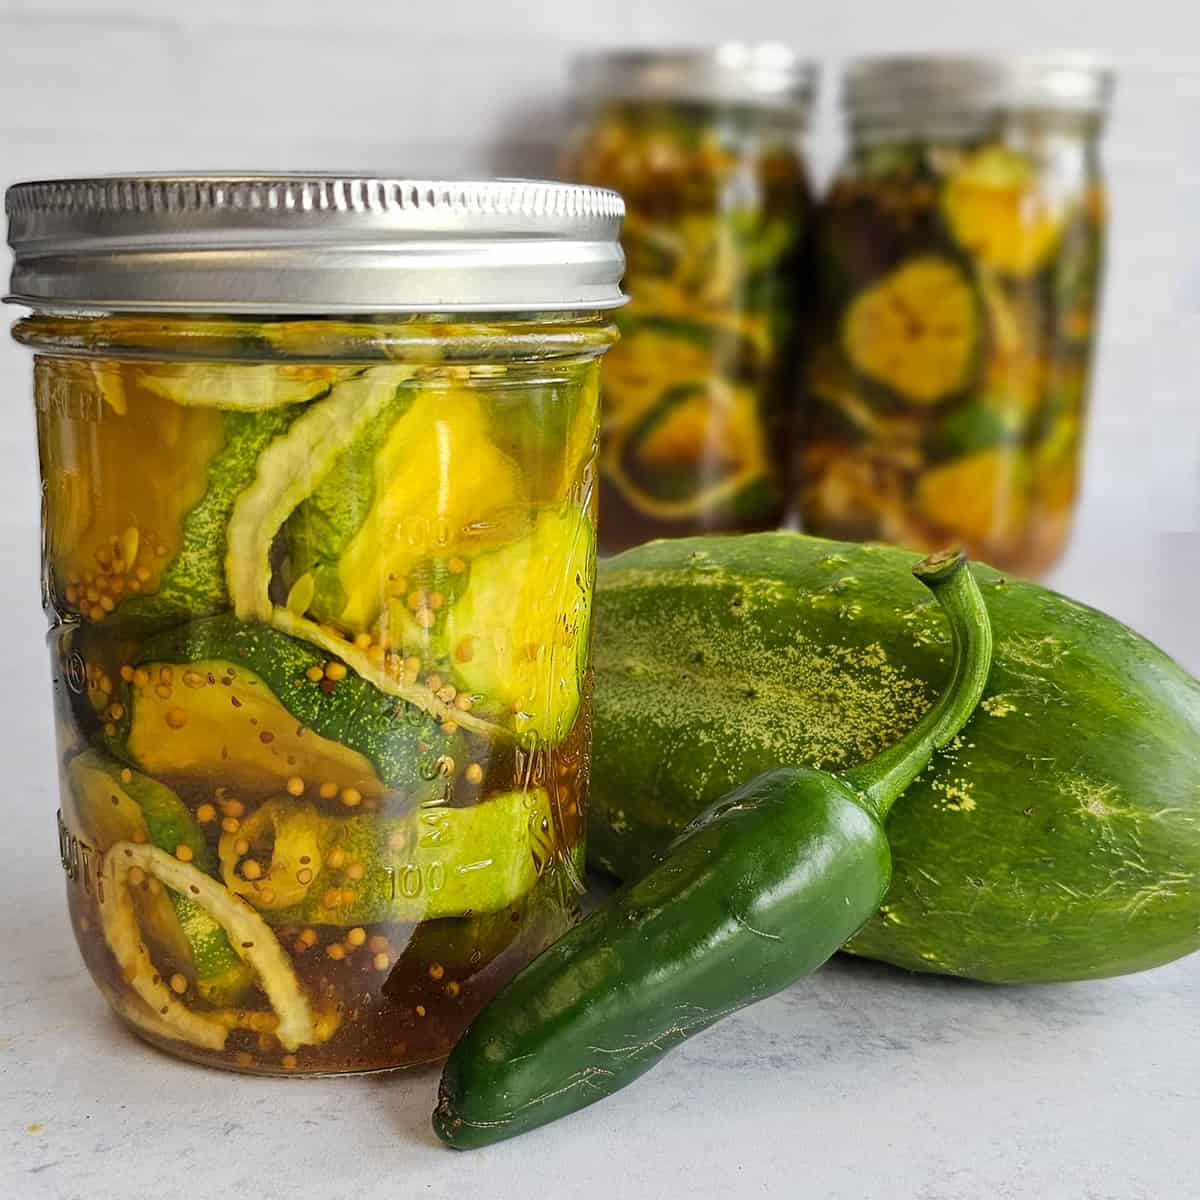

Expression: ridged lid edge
xmin=6 ymin=175 xmax=625 ymax=224
xmin=844 ymin=54 xmax=1115 ymax=123
xmin=571 ymin=44 xmax=818 ymax=121
xmin=5 ymin=175 xmax=628 ymax=314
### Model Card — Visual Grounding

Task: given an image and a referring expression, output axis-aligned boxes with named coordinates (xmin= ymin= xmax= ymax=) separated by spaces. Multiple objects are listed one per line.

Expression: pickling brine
xmin=27 ymin=312 xmax=608 ymax=1074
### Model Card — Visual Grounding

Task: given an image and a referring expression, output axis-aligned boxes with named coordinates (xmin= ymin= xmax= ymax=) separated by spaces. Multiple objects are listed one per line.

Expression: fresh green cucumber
xmin=590 ymin=532 xmax=1200 ymax=982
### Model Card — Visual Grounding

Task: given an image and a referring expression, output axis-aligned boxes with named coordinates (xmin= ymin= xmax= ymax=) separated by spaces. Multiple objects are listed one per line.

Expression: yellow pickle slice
xmin=841 ymin=256 xmax=980 ymax=406
xmin=99 ymin=841 xmax=317 ymax=1051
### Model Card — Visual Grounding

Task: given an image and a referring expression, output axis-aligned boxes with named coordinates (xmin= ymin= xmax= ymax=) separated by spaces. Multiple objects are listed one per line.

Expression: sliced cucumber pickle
xmin=841 ymin=255 xmax=980 ymax=406
xmin=105 ymin=614 xmax=451 ymax=796
xmin=615 ymin=379 xmax=768 ymax=516
xmin=134 ymin=362 xmax=353 ymax=410
xmin=940 ymin=146 xmax=1064 ymax=278
xmin=65 ymin=750 xmax=253 ymax=1005
xmin=218 ymin=790 xmax=557 ymax=925
xmin=442 ymin=507 xmax=595 ymax=746
xmin=284 ymin=384 xmax=525 ymax=635
xmin=38 ymin=365 xmax=226 ymax=623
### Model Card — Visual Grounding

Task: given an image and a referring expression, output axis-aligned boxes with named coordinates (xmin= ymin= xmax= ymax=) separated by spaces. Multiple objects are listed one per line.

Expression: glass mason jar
xmin=5 ymin=175 xmax=624 ymax=1075
xmin=563 ymin=46 xmax=816 ymax=552
xmin=799 ymin=56 xmax=1113 ymax=575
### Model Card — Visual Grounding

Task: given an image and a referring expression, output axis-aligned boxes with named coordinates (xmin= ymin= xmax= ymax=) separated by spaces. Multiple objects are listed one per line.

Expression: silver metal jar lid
xmin=844 ymin=55 xmax=1114 ymax=126
xmin=572 ymin=45 xmax=818 ymax=123
xmin=4 ymin=174 xmax=627 ymax=314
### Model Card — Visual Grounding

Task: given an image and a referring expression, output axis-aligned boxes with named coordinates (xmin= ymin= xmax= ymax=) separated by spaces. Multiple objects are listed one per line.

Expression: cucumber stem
xmin=842 ymin=549 xmax=993 ymax=821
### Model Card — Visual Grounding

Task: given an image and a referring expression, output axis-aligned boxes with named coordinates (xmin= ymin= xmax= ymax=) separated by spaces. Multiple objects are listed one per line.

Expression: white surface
xmin=3 ymin=886 xmax=1196 ymax=1200
xmin=1 ymin=2 xmax=1198 ymax=1198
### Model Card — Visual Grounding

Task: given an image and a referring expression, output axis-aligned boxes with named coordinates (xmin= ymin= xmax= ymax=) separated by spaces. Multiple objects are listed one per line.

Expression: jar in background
xmin=563 ymin=46 xmax=816 ymax=551
xmin=799 ymin=56 xmax=1112 ymax=575
xmin=5 ymin=175 xmax=623 ymax=1075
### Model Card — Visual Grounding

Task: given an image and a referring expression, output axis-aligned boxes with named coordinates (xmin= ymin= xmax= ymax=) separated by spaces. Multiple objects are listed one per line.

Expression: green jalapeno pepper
xmin=433 ymin=548 xmax=993 ymax=1147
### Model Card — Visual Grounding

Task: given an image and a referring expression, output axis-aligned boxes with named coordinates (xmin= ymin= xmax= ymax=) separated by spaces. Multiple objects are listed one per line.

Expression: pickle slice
xmin=232 ymin=369 xmax=528 ymax=707
xmin=105 ymin=615 xmax=456 ymax=797
xmin=99 ymin=842 xmax=316 ymax=1051
xmin=120 ymin=657 xmax=386 ymax=799
xmin=941 ymin=146 xmax=1063 ymax=277
xmin=130 ymin=405 xmax=316 ymax=626
xmin=841 ymin=256 xmax=980 ymax=406
xmin=226 ymin=367 xmax=416 ymax=627
xmin=599 ymin=324 xmax=714 ymax=437
xmin=295 ymin=385 xmax=525 ymax=634
xmin=442 ymin=507 xmax=594 ymax=745
xmin=613 ymin=378 xmax=769 ymax=516
xmin=134 ymin=363 xmax=353 ymax=410
xmin=38 ymin=363 xmax=227 ymax=624
xmin=218 ymin=790 xmax=558 ymax=925
xmin=65 ymin=750 xmax=253 ymax=1006
xmin=914 ymin=447 xmax=1032 ymax=545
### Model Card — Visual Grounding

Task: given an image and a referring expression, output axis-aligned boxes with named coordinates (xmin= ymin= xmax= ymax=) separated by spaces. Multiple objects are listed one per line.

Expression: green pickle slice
xmin=116 ymin=404 xmax=312 ymax=627
xmin=133 ymin=362 xmax=353 ymax=410
xmin=106 ymin=615 xmax=452 ymax=797
xmin=282 ymin=386 xmax=419 ymax=623
xmin=598 ymin=322 xmax=715 ymax=437
xmin=46 ymin=362 xmax=335 ymax=631
xmin=614 ymin=378 xmax=769 ymax=517
xmin=282 ymin=383 xmax=525 ymax=633
xmin=484 ymin=371 xmax=599 ymax=503
xmin=841 ymin=255 xmax=981 ymax=406
xmin=940 ymin=146 xmax=1063 ymax=278
xmin=442 ymin=507 xmax=595 ymax=745
xmin=39 ymin=369 xmax=226 ymax=626
xmin=99 ymin=841 xmax=316 ymax=1052
xmin=218 ymin=790 xmax=557 ymax=925
xmin=65 ymin=750 xmax=253 ymax=1006
xmin=225 ymin=366 xmax=417 ymax=626
xmin=221 ymin=368 xmax=511 ymax=740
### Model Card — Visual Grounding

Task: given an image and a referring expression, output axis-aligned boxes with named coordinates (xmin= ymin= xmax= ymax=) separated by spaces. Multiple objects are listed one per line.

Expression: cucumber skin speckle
xmin=590 ymin=531 xmax=1200 ymax=983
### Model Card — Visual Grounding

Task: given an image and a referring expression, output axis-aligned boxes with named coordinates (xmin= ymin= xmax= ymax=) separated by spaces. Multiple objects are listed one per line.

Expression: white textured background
xmin=1 ymin=3 xmax=1198 ymax=1198
xmin=0 ymin=0 xmax=1196 ymax=667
